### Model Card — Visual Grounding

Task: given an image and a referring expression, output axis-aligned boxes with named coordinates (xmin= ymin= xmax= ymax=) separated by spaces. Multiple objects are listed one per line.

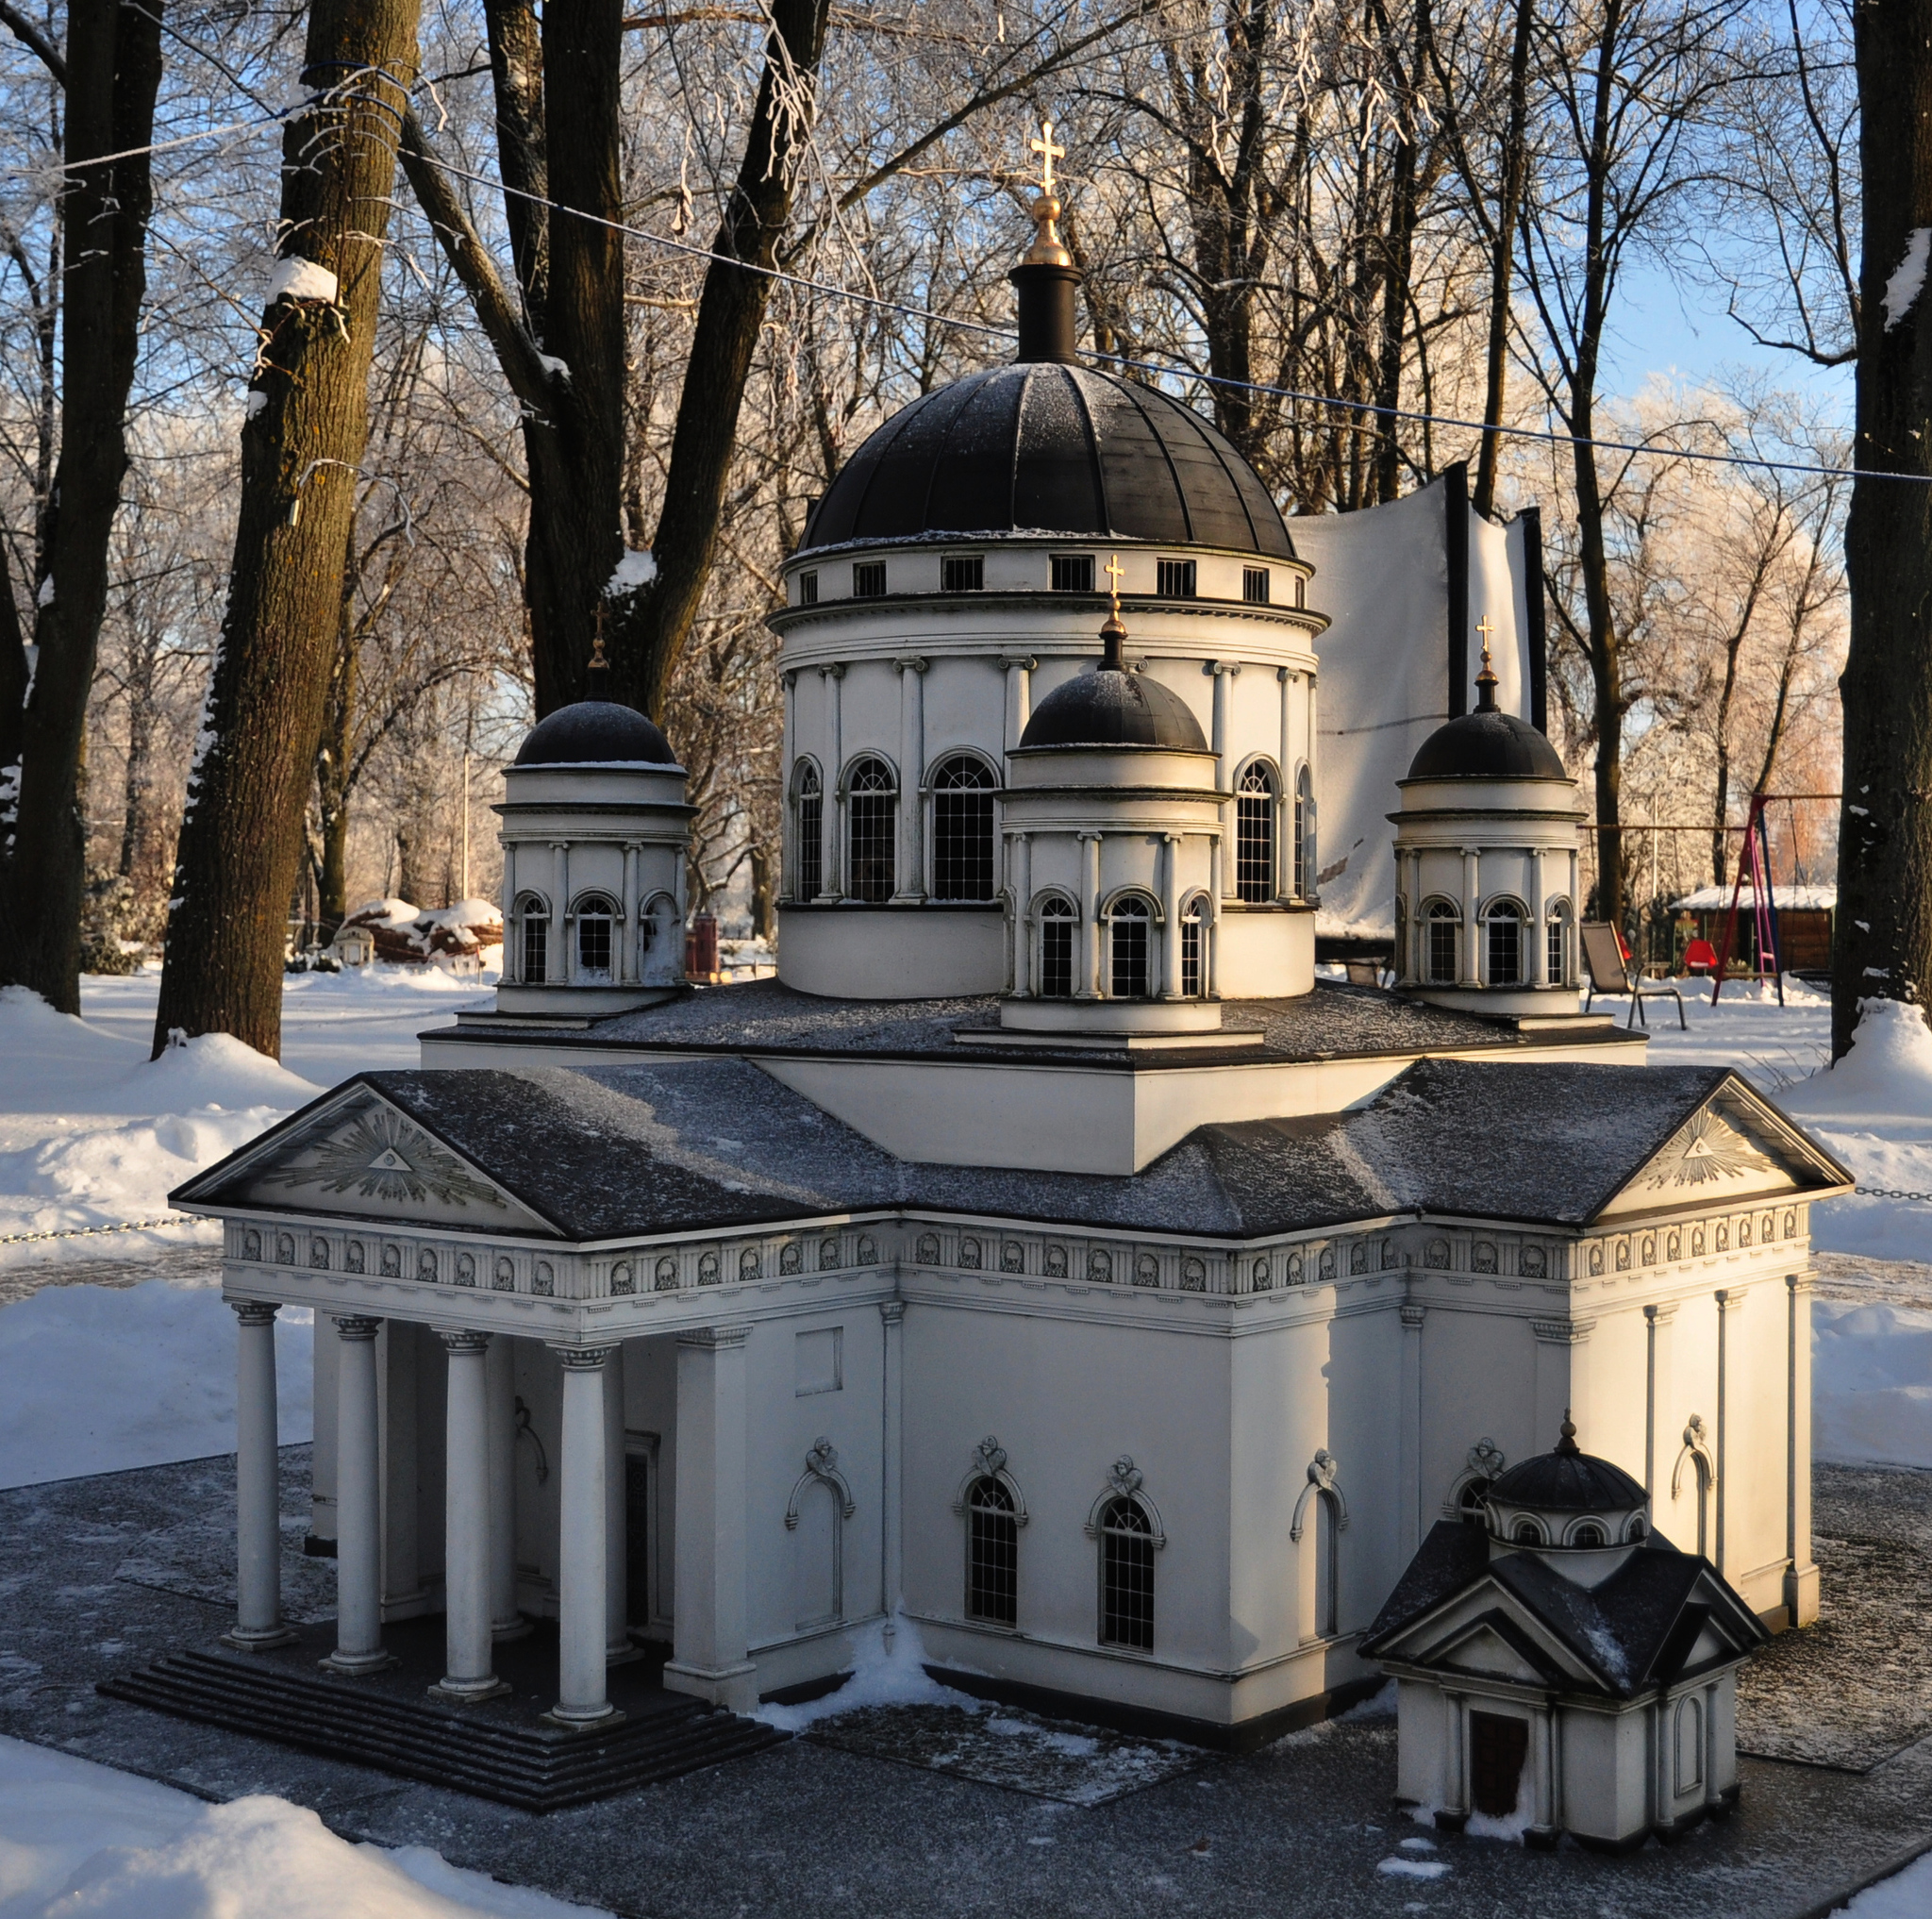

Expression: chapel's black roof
xmin=1018 ymin=664 xmax=1210 ymax=752
xmin=1407 ymin=706 xmax=1567 ymax=781
xmin=175 ymin=1053 xmax=1823 ymax=1245
xmin=1489 ymin=1434 xmax=1647 ymax=1512
xmin=513 ymin=700 xmax=675 ymax=768
xmin=1359 ymin=1519 xmax=1766 ymax=1698
xmin=799 ymin=364 xmax=1295 ymax=559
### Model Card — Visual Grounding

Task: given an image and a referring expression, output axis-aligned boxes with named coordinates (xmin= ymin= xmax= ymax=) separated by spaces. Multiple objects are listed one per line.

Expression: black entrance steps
xmin=100 ymin=1641 xmax=787 ymax=1811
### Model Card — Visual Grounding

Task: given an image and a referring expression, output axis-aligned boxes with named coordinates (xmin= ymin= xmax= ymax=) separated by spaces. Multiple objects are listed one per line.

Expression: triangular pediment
xmin=1374 ymin=1586 xmax=1586 ymax=1688
xmin=1594 ymin=1078 xmax=1850 ymax=1222
xmin=1441 ymin=1622 xmax=1547 ymax=1684
xmin=176 ymin=1085 xmax=552 ymax=1233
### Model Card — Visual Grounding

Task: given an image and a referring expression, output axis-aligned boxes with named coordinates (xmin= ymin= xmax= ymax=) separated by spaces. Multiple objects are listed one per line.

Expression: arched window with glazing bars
xmin=1236 ymin=762 xmax=1276 ymax=902
xmin=845 ymin=757 xmax=896 ymax=903
xmin=930 ymin=756 xmax=995 ymax=900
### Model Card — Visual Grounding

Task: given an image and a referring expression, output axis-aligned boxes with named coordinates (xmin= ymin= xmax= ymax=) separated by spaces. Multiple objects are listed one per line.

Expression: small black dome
xmin=1490 ymin=1444 xmax=1645 ymax=1514
xmin=802 ymin=363 xmax=1294 ymax=559
xmin=1019 ymin=664 xmax=1210 ymax=752
xmin=513 ymin=700 xmax=675 ymax=768
xmin=1407 ymin=706 xmax=1567 ymax=781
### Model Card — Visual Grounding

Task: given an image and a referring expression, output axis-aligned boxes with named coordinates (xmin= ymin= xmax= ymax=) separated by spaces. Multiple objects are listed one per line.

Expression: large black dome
xmin=1019 ymin=664 xmax=1209 ymax=752
xmin=801 ymin=363 xmax=1294 ymax=559
xmin=1489 ymin=1444 xmax=1644 ymax=1513
xmin=1407 ymin=706 xmax=1567 ymax=782
xmin=513 ymin=700 xmax=675 ymax=768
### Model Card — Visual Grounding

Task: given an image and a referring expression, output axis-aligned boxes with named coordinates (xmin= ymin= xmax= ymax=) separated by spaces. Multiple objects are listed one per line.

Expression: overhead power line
xmin=6 ymin=77 xmax=1900 ymax=491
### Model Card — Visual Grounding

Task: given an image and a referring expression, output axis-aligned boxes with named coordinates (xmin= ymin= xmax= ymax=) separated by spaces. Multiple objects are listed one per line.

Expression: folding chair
xmin=1580 ymin=923 xmax=1686 ymax=1029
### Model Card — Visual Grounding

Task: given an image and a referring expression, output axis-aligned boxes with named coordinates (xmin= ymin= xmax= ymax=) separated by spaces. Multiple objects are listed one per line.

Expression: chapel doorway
xmin=625 ymin=1452 xmax=652 ymax=1633
xmin=1470 ymin=1710 xmax=1528 ymax=1818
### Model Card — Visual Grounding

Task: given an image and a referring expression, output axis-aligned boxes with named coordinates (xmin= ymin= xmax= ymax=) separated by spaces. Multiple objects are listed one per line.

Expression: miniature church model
xmin=168 ymin=138 xmax=1850 ymax=1784
xmin=1361 ymin=1416 xmax=1765 ymax=1849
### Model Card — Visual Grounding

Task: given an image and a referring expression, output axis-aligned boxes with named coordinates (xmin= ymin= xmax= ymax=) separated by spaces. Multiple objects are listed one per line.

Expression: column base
xmin=1784 ymin=1560 xmax=1821 ymax=1627
xmin=429 ymin=1676 xmax=513 ymax=1705
xmin=606 ymin=1640 xmax=647 ymax=1667
xmin=320 ymin=1648 xmax=399 ymax=1677
xmin=491 ymin=1613 xmax=535 ymax=1643
xmin=541 ymin=1702 xmax=625 ymax=1731
xmin=662 ymin=1658 xmax=759 ymax=1713
xmin=220 ymin=1625 xmax=299 ymax=1653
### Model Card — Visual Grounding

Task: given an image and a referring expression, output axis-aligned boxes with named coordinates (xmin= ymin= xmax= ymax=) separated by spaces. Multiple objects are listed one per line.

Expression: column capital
xmin=551 ymin=1343 xmax=617 ymax=1369
xmin=1400 ymin=1302 xmax=1425 ymax=1329
xmin=1643 ymin=1302 xmax=1678 ymax=1326
xmin=1208 ymin=659 xmax=1241 ymax=677
xmin=1277 ymin=663 xmax=1294 ymax=683
xmin=783 ymin=667 xmax=798 ymax=690
xmin=1715 ymin=1287 xmax=1747 ymax=1311
xmin=677 ymin=1324 xmax=752 ymax=1351
xmin=438 ymin=1327 xmax=493 ymax=1355
xmin=820 ymin=660 xmax=846 ymax=680
xmin=231 ymin=1300 xmax=278 ymax=1327
xmin=1000 ymin=652 xmax=1038 ymax=671
xmin=333 ymin=1314 xmax=382 ymax=1342
xmin=1785 ymin=1270 xmax=1813 ymax=1296
xmin=878 ymin=1300 xmax=906 ymax=1327
xmin=1076 ymin=828 xmax=1103 ymax=843
xmin=892 ymin=655 xmax=929 ymax=674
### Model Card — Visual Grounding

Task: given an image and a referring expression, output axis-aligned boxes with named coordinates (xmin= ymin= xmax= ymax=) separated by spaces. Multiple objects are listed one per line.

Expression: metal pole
xmin=460 ymin=751 xmax=470 ymax=900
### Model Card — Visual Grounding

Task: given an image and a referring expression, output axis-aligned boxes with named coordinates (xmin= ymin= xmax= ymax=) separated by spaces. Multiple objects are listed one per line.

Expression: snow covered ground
xmin=0 ymin=1734 xmax=609 ymax=1918
xmin=0 ymin=967 xmax=491 ymax=1488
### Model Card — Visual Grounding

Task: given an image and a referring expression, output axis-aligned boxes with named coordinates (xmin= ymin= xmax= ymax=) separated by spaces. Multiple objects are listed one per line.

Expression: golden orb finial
xmin=1020 ymin=117 xmax=1074 ymax=269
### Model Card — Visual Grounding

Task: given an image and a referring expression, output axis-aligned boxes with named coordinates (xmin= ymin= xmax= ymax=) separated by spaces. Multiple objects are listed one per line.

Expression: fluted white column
xmin=549 ymin=1345 xmax=618 ymax=1724
xmin=1785 ymin=1273 xmax=1819 ymax=1625
xmin=324 ymin=1316 xmax=391 ymax=1674
xmin=1159 ymin=833 xmax=1182 ymax=1000
xmin=1078 ymin=832 xmax=1102 ymax=999
xmin=1460 ymin=847 xmax=1482 ymax=987
xmin=486 ymin=1331 xmax=525 ymax=1640
xmin=821 ymin=664 xmax=844 ymax=897
xmin=879 ymin=1302 xmax=904 ymax=1644
xmin=227 ymin=1302 xmax=294 ymax=1650
xmin=1002 ymin=654 xmax=1035 ymax=750
xmin=893 ymin=658 xmax=927 ymax=901
xmin=436 ymin=1330 xmax=507 ymax=1701
xmin=605 ymin=1341 xmax=635 ymax=1661
xmin=1009 ymin=833 xmax=1032 ymax=994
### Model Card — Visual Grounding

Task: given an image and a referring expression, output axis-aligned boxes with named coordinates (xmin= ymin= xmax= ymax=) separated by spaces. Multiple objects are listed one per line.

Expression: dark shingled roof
xmin=1017 ymin=665 xmax=1210 ymax=751
xmin=178 ymin=1055 xmax=1799 ymax=1244
xmin=800 ymin=363 xmax=1295 ymax=559
xmin=513 ymin=700 xmax=675 ymax=768
xmin=1359 ymin=1520 xmax=1767 ymax=1698
xmin=484 ymin=976 xmax=1638 ymax=1070
xmin=1406 ymin=707 xmax=1567 ymax=782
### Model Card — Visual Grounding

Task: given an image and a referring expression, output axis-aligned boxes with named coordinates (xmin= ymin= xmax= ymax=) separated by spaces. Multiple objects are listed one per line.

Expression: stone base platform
xmin=99 ymin=1616 xmax=786 ymax=1811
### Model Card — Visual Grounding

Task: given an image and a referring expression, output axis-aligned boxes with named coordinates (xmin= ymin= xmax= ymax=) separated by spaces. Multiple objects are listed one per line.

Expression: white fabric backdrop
xmin=1291 ymin=473 xmax=1541 ymax=939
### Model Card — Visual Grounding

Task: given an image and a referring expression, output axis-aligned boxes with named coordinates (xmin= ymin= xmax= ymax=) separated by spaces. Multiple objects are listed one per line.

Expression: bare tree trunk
xmin=619 ymin=0 xmax=833 ymax=720
xmin=0 ymin=0 xmax=161 ymax=1013
xmin=118 ymin=622 xmax=158 ymax=883
xmin=316 ymin=617 xmax=357 ymax=936
xmin=153 ymin=6 xmax=421 ymax=1059
xmin=1372 ymin=0 xmax=1430 ymax=504
xmin=1473 ymin=0 xmax=1534 ymax=520
xmin=1837 ymin=0 xmax=1932 ymax=1055
xmin=1567 ymin=0 xmax=1627 ymax=930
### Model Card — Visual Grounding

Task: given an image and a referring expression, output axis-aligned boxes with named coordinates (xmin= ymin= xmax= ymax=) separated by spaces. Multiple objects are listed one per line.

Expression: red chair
xmin=1683 ymin=939 xmax=1719 ymax=976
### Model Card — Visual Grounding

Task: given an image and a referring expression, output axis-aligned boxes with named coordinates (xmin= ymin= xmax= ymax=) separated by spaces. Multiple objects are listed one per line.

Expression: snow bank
xmin=1781 ymin=998 xmax=1932 ymax=1124
xmin=0 ymin=1278 xmax=312 ymax=1490
xmin=0 ymin=1735 xmax=610 ymax=1918
xmin=1838 ymin=1850 xmax=1932 ymax=1918
xmin=1814 ymin=1298 xmax=1932 ymax=1470
xmin=753 ymin=1612 xmax=974 ymax=1731
xmin=0 ymin=999 xmax=319 ymax=1254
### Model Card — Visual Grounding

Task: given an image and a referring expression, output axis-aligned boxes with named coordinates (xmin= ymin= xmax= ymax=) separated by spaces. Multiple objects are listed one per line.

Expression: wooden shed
xmin=1669 ymin=883 xmax=1835 ymax=975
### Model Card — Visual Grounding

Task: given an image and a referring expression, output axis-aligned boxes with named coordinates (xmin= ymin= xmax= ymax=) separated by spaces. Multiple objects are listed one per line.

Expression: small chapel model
xmin=168 ymin=141 xmax=1850 ymax=1789
xmin=1362 ymin=1416 xmax=1765 ymax=1848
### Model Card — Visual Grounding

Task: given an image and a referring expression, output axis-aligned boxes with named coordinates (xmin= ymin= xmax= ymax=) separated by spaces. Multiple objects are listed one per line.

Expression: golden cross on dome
xmin=1104 ymin=552 xmax=1124 ymax=607
xmin=1030 ymin=120 xmax=1065 ymax=193
xmin=1475 ymin=613 xmax=1495 ymax=671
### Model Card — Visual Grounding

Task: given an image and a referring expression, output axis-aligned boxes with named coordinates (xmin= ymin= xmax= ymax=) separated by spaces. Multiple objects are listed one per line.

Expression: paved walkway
xmin=0 ymin=1449 xmax=1927 ymax=1918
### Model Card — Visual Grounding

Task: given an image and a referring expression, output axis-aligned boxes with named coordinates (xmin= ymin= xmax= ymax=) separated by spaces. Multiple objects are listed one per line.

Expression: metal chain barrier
xmin=1853 ymin=1186 xmax=1932 ymax=1204
xmin=0 ymin=1215 xmax=200 ymax=1248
